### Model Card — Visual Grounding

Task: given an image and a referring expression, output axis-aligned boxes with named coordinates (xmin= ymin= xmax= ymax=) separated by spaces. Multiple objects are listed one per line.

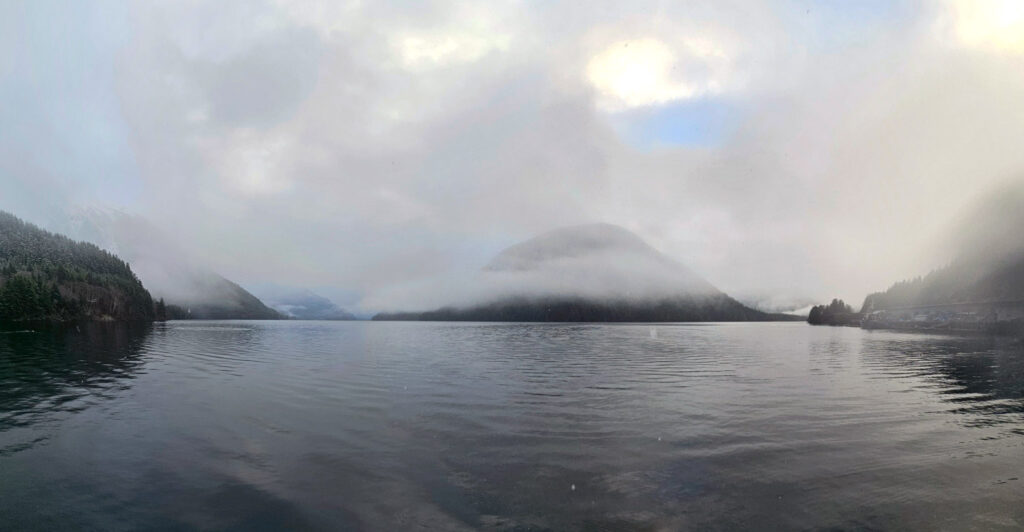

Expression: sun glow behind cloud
xmin=7 ymin=0 xmax=1024 ymax=312
xmin=945 ymin=0 xmax=1024 ymax=53
xmin=586 ymin=37 xmax=731 ymax=111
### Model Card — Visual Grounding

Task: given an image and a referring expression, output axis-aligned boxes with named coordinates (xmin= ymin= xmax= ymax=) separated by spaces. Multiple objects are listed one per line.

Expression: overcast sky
xmin=3 ymin=0 xmax=1024 ymax=311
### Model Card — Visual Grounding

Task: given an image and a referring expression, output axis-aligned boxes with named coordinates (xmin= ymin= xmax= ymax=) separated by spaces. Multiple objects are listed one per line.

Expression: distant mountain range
xmin=375 ymin=223 xmax=800 ymax=322
xmin=0 ymin=211 xmax=155 ymax=322
xmin=62 ymin=208 xmax=282 ymax=320
xmin=254 ymin=287 xmax=356 ymax=320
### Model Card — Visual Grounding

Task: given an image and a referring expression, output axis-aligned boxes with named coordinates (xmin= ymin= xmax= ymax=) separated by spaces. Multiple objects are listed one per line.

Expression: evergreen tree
xmin=0 ymin=211 xmax=155 ymax=322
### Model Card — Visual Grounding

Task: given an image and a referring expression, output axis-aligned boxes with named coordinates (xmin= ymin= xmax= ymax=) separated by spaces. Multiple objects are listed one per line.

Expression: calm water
xmin=2 ymin=321 xmax=1023 ymax=531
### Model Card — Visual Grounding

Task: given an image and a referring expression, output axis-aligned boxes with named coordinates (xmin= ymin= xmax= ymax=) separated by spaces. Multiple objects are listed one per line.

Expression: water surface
xmin=2 ymin=321 xmax=1023 ymax=530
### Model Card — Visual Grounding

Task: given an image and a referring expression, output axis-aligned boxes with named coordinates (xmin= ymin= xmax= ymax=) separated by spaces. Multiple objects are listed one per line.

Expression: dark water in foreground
xmin=2 ymin=322 xmax=1023 ymax=531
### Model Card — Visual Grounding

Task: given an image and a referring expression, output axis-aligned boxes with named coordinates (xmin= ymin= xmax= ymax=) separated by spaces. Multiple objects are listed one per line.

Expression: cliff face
xmin=374 ymin=224 xmax=788 ymax=322
xmin=0 ymin=212 xmax=154 ymax=322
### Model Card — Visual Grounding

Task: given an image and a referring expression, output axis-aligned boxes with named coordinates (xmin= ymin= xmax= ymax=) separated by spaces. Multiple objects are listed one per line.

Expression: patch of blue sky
xmin=610 ymin=98 xmax=743 ymax=149
xmin=612 ymin=1 xmax=919 ymax=149
xmin=784 ymin=0 xmax=920 ymax=51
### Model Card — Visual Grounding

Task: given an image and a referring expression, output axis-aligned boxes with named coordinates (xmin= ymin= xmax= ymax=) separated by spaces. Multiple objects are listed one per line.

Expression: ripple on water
xmin=1 ymin=321 xmax=1024 ymax=530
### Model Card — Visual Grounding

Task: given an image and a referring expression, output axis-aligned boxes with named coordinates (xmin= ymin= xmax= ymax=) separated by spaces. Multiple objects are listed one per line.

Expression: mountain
xmin=159 ymin=272 xmax=284 ymax=320
xmin=0 ymin=211 xmax=155 ymax=322
xmin=254 ymin=287 xmax=356 ymax=320
xmin=862 ymin=182 xmax=1024 ymax=312
xmin=739 ymin=295 xmax=818 ymax=315
xmin=374 ymin=223 xmax=796 ymax=322
xmin=62 ymin=208 xmax=282 ymax=320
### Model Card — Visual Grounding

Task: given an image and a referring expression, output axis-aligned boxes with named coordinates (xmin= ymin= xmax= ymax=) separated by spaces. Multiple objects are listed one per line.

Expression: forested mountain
xmin=0 ymin=211 xmax=155 ymax=322
xmin=862 ymin=255 xmax=1024 ymax=311
xmin=862 ymin=183 xmax=1024 ymax=312
xmin=161 ymin=273 xmax=284 ymax=320
xmin=64 ymin=208 xmax=282 ymax=320
xmin=374 ymin=224 xmax=799 ymax=322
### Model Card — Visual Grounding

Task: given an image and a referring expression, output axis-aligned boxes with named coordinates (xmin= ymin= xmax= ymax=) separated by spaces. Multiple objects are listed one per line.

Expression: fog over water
xmin=3 ymin=1 xmax=1024 ymax=311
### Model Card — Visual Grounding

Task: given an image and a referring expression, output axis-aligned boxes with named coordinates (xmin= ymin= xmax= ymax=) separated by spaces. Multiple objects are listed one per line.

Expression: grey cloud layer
xmin=3 ymin=0 xmax=1023 ymax=312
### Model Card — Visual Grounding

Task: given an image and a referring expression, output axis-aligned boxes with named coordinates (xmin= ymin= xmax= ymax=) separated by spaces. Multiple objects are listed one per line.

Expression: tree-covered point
xmin=807 ymin=299 xmax=860 ymax=326
xmin=0 ymin=211 xmax=155 ymax=322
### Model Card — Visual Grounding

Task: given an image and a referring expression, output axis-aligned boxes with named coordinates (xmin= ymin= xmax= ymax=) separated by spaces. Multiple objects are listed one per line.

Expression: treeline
xmin=374 ymin=295 xmax=802 ymax=322
xmin=807 ymin=299 xmax=860 ymax=326
xmin=0 ymin=211 xmax=155 ymax=322
xmin=861 ymin=254 xmax=1024 ymax=312
xmin=861 ymin=183 xmax=1024 ymax=313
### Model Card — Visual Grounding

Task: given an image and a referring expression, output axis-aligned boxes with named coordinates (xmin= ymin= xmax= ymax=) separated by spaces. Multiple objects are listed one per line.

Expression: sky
xmin=3 ymin=0 xmax=1024 ymax=312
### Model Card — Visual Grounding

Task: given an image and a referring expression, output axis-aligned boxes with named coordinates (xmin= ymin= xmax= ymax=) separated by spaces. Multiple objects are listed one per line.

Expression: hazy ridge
xmin=862 ymin=183 xmax=1024 ymax=312
xmin=375 ymin=224 xmax=799 ymax=322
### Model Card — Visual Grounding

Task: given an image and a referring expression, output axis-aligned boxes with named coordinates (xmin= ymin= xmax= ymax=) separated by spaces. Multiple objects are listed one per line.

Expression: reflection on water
xmin=1 ymin=321 xmax=1023 ymax=530
xmin=0 ymin=323 xmax=152 ymax=455
xmin=861 ymin=334 xmax=1024 ymax=434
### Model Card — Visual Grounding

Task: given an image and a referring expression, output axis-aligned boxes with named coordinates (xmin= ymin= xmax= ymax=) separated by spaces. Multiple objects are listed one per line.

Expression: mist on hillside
xmin=60 ymin=208 xmax=235 ymax=307
xmin=856 ymin=179 xmax=1024 ymax=310
xmin=361 ymin=224 xmax=728 ymax=313
xmin=4 ymin=2 xmax=1024 ymax=313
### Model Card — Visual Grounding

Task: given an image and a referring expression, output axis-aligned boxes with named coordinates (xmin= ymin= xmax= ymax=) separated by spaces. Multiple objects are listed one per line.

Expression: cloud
xmin=4 ymin=0 xmax=1024 ymax=313
xmin=940 ymin=0 xmax=1024 ymax=53
xmin=587 ymin=37 xmax=731 ymax=110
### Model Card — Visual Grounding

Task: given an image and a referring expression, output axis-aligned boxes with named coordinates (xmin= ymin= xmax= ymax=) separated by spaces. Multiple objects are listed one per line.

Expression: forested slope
xmin=0 ymin=212 xmax=155 ymax=322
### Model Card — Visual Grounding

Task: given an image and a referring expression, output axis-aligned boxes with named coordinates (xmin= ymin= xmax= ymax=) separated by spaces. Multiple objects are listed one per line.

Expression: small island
xmin=807 ymin=299 xmax=861 ymax=326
